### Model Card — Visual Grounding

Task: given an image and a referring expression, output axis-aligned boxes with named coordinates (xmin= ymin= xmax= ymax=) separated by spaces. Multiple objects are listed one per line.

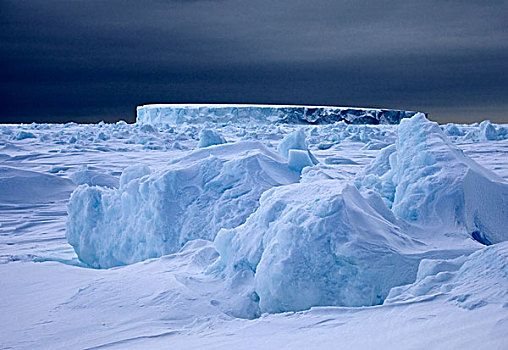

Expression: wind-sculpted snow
xmin=442 ymin=121 xmax=507 ymax=142
xmin=356 ymin=113 xmax=508 ymax=245
xmin=386 ymin=242 xmax=508 ymax=309
xmin=119 ymin=164 xmax=151 ymax=189
xmin=212 ymin=181 xmax=422 ymax=316
xmin=70 ymin=165 xmax=119 ymax=188
xmin=66 ymin=141 xmax=300 ymax=268
xmin=277 ymin=128 xmax=318 ymax=172
xmin=3 ymin=113 xmax=508 ymax=348
xmin=0 ymin=166 xmax=75 ymax=204
xmin=475 ymin=120 xmax=507 ymax=141
xmin=197 ymin=128 xmax=226 ymax=148
xmin=136 ymin=104 xmax=418 ymax=125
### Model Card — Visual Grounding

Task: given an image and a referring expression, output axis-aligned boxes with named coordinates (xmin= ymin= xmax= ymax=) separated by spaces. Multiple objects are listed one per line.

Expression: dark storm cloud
xmin=1 ymin=0 xmax=507 ymax=123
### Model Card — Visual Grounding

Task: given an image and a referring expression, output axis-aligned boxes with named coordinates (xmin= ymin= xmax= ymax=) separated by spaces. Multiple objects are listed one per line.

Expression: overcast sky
xmin=1 ymin=0 xmax=507 ymax=123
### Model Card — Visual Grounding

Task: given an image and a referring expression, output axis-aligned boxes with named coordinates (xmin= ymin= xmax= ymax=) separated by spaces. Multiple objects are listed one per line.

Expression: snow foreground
xmin=137 ymin=103 xmax=418 ymax=125
xmin=1 ymin=113 xmax=508 ymax=349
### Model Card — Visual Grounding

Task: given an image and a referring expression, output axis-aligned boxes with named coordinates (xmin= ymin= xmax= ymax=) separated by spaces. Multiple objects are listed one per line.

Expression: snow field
xmin=65 ymin=112 xmax=508 ymax=318
xmin=1 ymin=109 xmax=508 ymax=349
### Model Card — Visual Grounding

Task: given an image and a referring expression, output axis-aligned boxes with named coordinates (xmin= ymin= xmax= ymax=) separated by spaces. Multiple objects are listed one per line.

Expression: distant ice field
xmin=0 ymin=114 xmax=507 ymax=349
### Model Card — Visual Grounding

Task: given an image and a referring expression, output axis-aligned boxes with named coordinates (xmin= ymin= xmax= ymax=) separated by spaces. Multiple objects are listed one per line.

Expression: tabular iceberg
xmin=136 ymin=104 xmax=419 ymax=125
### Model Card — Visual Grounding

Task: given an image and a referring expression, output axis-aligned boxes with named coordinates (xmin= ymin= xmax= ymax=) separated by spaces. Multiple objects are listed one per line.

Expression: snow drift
xmin=212 ymin=181 xmax=422 ymax=315
xmin=386 ymin=241 xmax=508 ymax=310
xmin=66 ymin=141 xmax=299 ymax=268
xmin=356 ymin=113 xmax=508 ymax=245
xmin=198 ymin=129 xmax=226 ymax=148
xmin=0 ymin=166 xmax=74 ymax=204
xmin=277 ymin=128 xmax=318 ymax=172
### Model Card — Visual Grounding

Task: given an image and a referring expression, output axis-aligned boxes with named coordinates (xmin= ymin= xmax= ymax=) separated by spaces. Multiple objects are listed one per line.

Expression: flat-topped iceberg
xmin=136 ymin=104 xmax=419 ymax=125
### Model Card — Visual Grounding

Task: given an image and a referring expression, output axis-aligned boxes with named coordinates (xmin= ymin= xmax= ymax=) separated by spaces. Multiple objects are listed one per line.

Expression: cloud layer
xmin=1 ymin=0 xmax=507 ymax=123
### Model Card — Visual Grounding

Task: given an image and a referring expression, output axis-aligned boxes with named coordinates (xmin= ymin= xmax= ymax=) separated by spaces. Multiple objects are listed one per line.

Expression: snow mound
xmin=386 ymin=242 xmax=508 ymax=309
xmin=443 ymin=123 xmax=465 ymax=137
xmin=479 ymin=120 xmax=498 ymax=141
xmin=277 ymin=128 xmax=318 ymax=171
xmin=198 ymin=129 xmax=226 ymax=148
xmin=14 ymin=131 xmax=37 ymax=140
xmin=66 ymin=141 xmax=299 ymax=268
xmin=356 ymin=113 xmax=508 ymax=244
xmin=212 ymin=181 xmax=421 ymax=315
xmin=136 ymin=104 xmax=418 ymax=125
xmin=119 ymin=164 xmax=151 ymax=189
xmin=0 ymin=166 xmax=75 ymax=204
xmin=361 ymin=140 xmax=392 ymax=150
xmin=288 ymin=149 xmax=314 ymax=172
xmin=459 ymin=120 xmax=507 ymax=142
xmin=69 ymin=166 xmax=119 ymax=188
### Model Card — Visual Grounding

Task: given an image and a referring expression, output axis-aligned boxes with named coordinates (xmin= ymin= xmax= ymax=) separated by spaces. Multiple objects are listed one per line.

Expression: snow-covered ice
xmin=212 ymin=181 xmax=422 ymax=316
xmin=1 ymin=109 xmax=507 ymax=349
xmin=356 ymin=113 xmax=508 ymax=245
xmin=66 ymin=141 xmax=299 ymax=268
xmin=197 ymin=128 xmax=226 ymax=148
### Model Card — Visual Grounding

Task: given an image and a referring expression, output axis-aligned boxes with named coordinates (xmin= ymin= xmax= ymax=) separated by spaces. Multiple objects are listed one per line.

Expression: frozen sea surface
xmin=0 ymin=115 xmax=507 ymax=349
